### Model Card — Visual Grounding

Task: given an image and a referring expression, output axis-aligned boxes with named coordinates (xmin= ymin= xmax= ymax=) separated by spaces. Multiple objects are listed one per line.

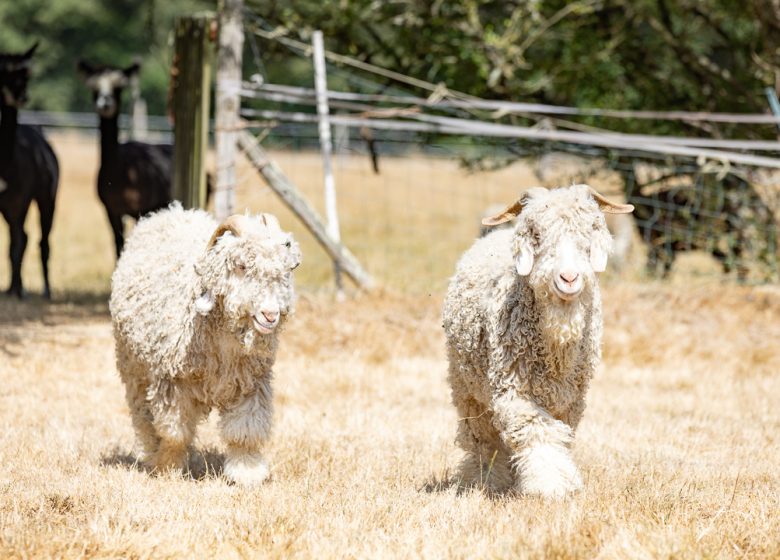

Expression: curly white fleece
xmin=109 ymin=203 xmax=300 ymax=485
xmin=443 ymin=184 xmax=612 ymax=498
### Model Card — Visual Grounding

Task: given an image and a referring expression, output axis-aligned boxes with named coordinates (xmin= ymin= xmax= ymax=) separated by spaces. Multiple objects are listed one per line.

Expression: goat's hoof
xmin=223 ymin=452 xmax=270 ymax=486
xmin=518 ymin=444 xmax=583 ymax=499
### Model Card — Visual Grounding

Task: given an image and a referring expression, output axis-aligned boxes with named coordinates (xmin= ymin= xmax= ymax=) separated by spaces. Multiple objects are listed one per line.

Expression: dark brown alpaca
xmin=0 ymin=43 xmax=59 ymax=298
xmin=77 ymin=60 xmax=174 ymax=258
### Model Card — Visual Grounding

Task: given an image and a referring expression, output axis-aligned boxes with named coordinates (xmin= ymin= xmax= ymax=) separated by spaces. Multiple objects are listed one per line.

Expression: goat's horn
xmin=481 ymin=199 xmax=524 ymax=226
xmin=589 ymin=187 xmax=634 ymax=214
xmin=207 ymin=214 xmax=249 ymax=249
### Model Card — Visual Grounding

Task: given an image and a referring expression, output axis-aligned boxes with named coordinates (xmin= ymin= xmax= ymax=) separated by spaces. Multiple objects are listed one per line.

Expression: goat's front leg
xmin=219 ymin=381 xmax=273 ymax=486
xmin=492 ymin=393 xmax=582 ymax=498
xmin=147 ymin=377 xmax=206 ymax=473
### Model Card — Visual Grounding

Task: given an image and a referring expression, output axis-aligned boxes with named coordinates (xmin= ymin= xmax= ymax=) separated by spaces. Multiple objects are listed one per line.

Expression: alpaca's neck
xmin=0 ymin=102 xmax=18 ymax=169
xmin=99 ymin=114 xmax=119 ymax=164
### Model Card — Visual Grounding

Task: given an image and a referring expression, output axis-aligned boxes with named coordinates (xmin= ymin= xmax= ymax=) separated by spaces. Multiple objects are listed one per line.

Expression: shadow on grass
xmin=0 ymin=289 xmax=110 ymax=326
xmin=100 ymin=445 xmax=227 ymax=482
xmin=420 ymin=470 xmax=513 ymax=499
xmin=419 ymin=470 xmax=459 ymax=494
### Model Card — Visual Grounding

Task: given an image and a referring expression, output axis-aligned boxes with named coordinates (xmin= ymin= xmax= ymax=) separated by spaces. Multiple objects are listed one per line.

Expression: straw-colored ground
xmin=1 ymin=134 xmax=779 ymax=558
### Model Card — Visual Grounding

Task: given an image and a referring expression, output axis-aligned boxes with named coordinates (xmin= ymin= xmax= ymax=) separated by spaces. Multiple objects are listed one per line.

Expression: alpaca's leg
xmin=107 ymin=211 xmax=124 ymax=259
xmin=219 ymin=381 xmax=273 ymax=485
xmin=493 ymin=393 xmax=582 ymax=498
xmin=7 ymin=218 xmax=28 ymax=298
xmin=36 ymin=193 xmax=55 ymax=299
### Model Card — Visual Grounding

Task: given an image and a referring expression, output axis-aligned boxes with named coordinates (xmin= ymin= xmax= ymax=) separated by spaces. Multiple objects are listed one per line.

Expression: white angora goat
xmin=110 ymin=204 xmax=301 ymax=485
xmin=443 ymin=184 xmax=633 ymax=498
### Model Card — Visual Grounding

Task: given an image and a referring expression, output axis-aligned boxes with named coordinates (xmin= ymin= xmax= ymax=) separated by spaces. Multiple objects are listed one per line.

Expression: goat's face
xmin=0 ymin=43 xmax=37 ymax=108
xmin=77 ymin=61 xmax=139 ymax=118
xmin=196 ymin=214 xmax=301 ymax=349
xmin=484 ymin=184 xmax=633 ymax=304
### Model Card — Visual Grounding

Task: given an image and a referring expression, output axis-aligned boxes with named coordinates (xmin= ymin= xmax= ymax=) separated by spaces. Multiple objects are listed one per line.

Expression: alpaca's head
xmin=194 ymin=213 xmax=301 ymax=350
xmin=77 ymin=60 xmax=139 ymax=119
xmin=0 ymin=43 xmax=37 ymax=108
xmin=484 ymin=185 xmax=633 ymax=304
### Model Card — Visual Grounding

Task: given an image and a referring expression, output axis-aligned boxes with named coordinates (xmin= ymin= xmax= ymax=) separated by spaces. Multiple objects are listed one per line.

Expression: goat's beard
xmin=533 ymin=282 xmax=592 ymax=347
xmin=218 ymin=307 xmax=259 ymax=354
xmin=226 ymin=315 xmax=278 ymax=355
xmin=241 ymin=326 xmax=256 ymax=352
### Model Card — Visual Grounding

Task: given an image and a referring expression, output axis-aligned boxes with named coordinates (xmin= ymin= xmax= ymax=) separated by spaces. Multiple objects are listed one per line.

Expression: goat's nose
xmin=261 ymin=310 xmax=279 ymax=324
xmin=559 ymin=271 xmax=579 ymax=285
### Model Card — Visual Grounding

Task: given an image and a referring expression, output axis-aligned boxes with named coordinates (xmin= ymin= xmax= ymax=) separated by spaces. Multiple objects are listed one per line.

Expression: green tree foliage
xmin=248 ymin=0 xmax=780 ymax=138
xmin=2 ymin=0 xmax=779 ymax=140
xmin=0 ymin=0 xmax=214 ymax=114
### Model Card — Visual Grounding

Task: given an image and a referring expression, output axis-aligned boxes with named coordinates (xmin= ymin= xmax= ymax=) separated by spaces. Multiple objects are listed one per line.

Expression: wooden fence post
xmin=237 ymin=130 xmax=375 ymax=290
xmin=312 ymin=30 xmax=343 ymax=293
xmin=130 ymin=69 xmax=148 ymax=140
xmin=172 ymin=13 xmax=215 ymax=209
xmin=214 ymin=0 xmax=244 ymax=220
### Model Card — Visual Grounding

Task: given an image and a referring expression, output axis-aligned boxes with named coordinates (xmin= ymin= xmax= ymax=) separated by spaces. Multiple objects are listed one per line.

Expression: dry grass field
xmin=1 ymin=133 xmax=779 ymax=558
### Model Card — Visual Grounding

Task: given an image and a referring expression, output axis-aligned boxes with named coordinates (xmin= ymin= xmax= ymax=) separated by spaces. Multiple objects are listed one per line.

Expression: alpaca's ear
xmin=76 ymin=60 xmax=94 ymax=78
xmin=23 ymin=42 xmax=38 ymax=59
xmin=194 ymin=290 xmax=214 ymax=315
xmin=123 ymin=62 xmax=140 ymax=78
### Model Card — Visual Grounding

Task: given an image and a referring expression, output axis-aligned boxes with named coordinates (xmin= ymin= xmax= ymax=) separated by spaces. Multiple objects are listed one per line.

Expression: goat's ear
xmin=76 ymin=60 xmax=94 ymax=78
xmin=194 ymin=290 xmax=214 ymax=315
xmin=590 ymin=241 xmax=608 ymax=272
xmin=288 ymin=239 xmax=302 ymax=270
xmin=123 ymin=62 xmax=140 ymax=78
xmin=515 ymin=239 xmax=534 ymax=276
xmin=23 ymin=42 xmax=38 ymax=59
xmin=589 ymin=227 xmax=612 ymax=273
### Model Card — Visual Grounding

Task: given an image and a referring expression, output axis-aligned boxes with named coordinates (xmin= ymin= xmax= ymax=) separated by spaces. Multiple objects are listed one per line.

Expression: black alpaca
xmin=0 ymin=44 xmax=59 ymax=299
xmin=78 ymin=61 xmax=174 ymax=258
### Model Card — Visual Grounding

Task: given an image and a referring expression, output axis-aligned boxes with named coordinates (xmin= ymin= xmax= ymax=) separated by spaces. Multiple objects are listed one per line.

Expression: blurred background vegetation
xmin=1 ymin=0 xmax=779 ymax=139
xmin=0 ymin=0 xmax=213 ymax=114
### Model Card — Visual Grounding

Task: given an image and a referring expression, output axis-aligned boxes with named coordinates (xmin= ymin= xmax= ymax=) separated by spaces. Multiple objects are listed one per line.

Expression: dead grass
xmin=0 ymin=134 xmax=779 ymax=558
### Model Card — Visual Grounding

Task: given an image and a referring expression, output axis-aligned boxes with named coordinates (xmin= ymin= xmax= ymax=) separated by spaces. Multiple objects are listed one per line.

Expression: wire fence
xmin=18 ymin=11 xmax=780 ymax=294
xmin=235 ymin=15 xmax=780 ymax=288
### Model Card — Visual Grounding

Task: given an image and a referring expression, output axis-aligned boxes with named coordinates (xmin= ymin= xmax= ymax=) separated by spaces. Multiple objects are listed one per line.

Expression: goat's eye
xmin=285 ymin=240 xmax=292 ymax=248
xmin=233 ymin=261 xmax=246 ymax=272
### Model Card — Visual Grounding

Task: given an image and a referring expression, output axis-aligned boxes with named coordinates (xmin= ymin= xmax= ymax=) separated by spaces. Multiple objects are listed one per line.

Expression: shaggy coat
xmin=444 ymin=185 xmax=632 ymax=498
xmin=110 ymin=204 xmax=301 ymax=485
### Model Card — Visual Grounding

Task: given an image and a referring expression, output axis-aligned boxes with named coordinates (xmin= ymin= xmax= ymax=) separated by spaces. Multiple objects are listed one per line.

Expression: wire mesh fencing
xmin=235 ymin=15 xmax=780 ymax=292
